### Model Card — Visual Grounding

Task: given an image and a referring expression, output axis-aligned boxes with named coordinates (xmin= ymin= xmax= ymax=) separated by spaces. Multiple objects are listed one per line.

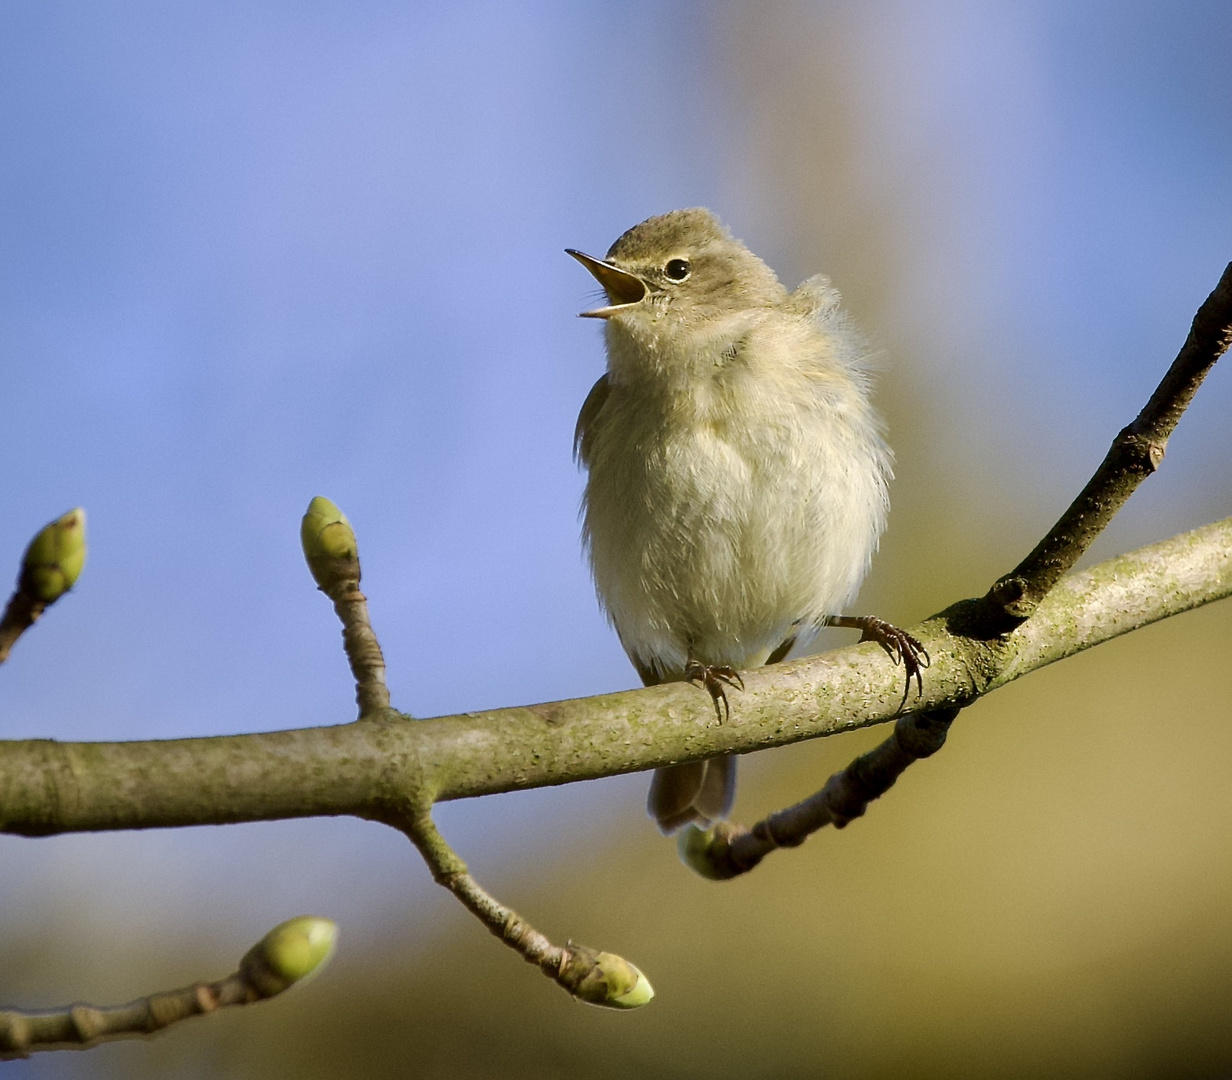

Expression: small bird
xmin=568 ymin=208 xmax=924 ymax=833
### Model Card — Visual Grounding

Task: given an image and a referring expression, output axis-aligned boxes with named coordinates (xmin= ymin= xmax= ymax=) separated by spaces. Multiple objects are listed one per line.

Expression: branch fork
xmin=679 ymin=260 xmax=1232 ymax=876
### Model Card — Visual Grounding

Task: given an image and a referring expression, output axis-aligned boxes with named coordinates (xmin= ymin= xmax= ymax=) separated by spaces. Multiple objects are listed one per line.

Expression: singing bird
xmin=568 ymin=209 xmax=924 ymax=833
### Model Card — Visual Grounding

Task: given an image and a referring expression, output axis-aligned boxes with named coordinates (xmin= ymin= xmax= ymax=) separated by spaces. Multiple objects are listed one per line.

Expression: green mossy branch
xmin=2 ymin=516 xmax=1229 ymax=839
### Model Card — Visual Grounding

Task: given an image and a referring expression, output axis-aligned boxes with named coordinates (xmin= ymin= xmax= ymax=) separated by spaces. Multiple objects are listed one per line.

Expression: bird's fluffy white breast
xmin=581 ymin=303 xmax=890 ymax=679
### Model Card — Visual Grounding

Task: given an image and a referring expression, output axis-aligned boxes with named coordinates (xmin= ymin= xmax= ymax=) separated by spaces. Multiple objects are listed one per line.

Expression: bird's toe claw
xmin=856 ymin=618 xmax=929 ymax=711
xmin=685 ymin=660 xmax=744 ymax=721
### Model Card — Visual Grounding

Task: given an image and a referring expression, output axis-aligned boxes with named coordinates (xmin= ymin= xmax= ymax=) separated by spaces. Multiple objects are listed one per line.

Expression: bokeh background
xmin=3 ymin=2 xmax=1231 ymax=1077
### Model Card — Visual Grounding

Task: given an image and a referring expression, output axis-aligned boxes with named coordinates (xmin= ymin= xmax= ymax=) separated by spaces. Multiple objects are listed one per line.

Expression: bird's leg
xmin=824 ymin=615 xmax=929 ymax=710
xmin=684 ymin=654 xmax=744 ymax=722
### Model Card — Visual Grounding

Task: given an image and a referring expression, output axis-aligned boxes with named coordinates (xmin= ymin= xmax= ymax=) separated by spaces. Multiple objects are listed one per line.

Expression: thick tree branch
xmin=1 ymin=516 xmax=1228 ymax=838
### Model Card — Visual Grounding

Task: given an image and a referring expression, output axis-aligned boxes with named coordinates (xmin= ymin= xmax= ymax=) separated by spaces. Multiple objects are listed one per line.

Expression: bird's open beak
xmin=566 ymin=249 xmax=648 ymax=318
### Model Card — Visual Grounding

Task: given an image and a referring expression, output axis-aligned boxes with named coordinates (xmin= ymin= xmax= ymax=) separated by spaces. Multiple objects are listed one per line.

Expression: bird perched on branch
xmin=569 ymin=208 xmax=924 ymax=833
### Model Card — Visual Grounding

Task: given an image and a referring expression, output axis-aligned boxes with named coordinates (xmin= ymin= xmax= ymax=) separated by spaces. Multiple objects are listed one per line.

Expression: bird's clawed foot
xmin=827 ymin=615 xmax=930 ymax=711
xmin=685 ymin=659 xmax=744 ymax=722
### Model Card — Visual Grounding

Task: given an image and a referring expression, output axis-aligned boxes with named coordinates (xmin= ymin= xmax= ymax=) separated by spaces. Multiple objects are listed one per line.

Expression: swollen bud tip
xmin=676 ymin=824 xmax=730 ymax=880
xmin=300 ymin=497 xmax=359 ymax=590
xmin=240 ymin=916 xmax=338 ymax=997
xmin=21 ymin=508 xmax=87 ymax=603
xmin=600 ymin=956 xmax=654 ymax=1009
xmin=301 ymin=497 xmax=357 ymax=560
xmin=562 ymin=945 xmax=654 ymax=1009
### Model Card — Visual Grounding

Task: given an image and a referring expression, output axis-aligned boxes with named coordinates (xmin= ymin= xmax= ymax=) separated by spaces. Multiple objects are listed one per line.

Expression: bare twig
xmin=984 ymin=261 xmax=1232 ymax=629
xmin=0 ymin=916 xmax=336 ymax=1059
xmin=681 ymin=707 xmax=960 ymax=879
xmin=300 ymin=498 xmax=650 ymax=1007
xmin=401 ymin=809 xmax=652 ymax=1009
xmin=0 ymin=591 xmax=40 ymax=665
xmin=300 ymin=497 xmax=391 ymax=718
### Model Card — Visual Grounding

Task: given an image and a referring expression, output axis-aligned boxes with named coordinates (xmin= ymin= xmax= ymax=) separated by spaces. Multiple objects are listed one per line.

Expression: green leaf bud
xmin=21 ymin=508 xmax=87 ymax=603
xmin=676 ymin=824 xmax=730 ymax=880
xmin=300 ymin=496 xmax=359 ymax=592
xmin=240 ymin=915 xmax=338 ymax=997
xmin=559 ymin=944 xmax=654 ymax=1009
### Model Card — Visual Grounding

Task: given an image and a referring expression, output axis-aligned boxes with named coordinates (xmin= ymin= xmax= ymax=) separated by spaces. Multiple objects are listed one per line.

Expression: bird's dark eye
xmin=664 ymin=258 xmax=691 ymax=282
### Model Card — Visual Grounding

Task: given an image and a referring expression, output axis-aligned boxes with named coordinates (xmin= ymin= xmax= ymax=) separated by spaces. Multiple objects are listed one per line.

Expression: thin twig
xmin=0 ymin=972 xmax=257 ymax=1059
xmin=0 ymin=916 xmax=336 ymax=1059
xmin=402 ymin=809 xmax=652 ymax=1009
xmin=984 ymin=261 xmax=1232 ymax=629
xmin=301 ymin=498 xmax=649 ymax=1006
xmin=681 ymin=708 xmax=960 ymax=879
xmin=0 ymin=591 xmax=42 ymax=665
xmin=300 ymin=498 xmax=391 ymax=718
xmin=327 ymin=575 xmax=391 ymax=718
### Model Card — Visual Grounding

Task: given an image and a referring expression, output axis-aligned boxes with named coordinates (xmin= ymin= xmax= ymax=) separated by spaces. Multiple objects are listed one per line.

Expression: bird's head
xmin=567 ymin=208 xmax=785 ymax=338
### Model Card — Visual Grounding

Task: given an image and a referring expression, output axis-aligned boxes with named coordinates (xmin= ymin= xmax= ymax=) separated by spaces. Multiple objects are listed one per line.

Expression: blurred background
xmin=2 ymin=2 xmax=1231 ymax=1076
